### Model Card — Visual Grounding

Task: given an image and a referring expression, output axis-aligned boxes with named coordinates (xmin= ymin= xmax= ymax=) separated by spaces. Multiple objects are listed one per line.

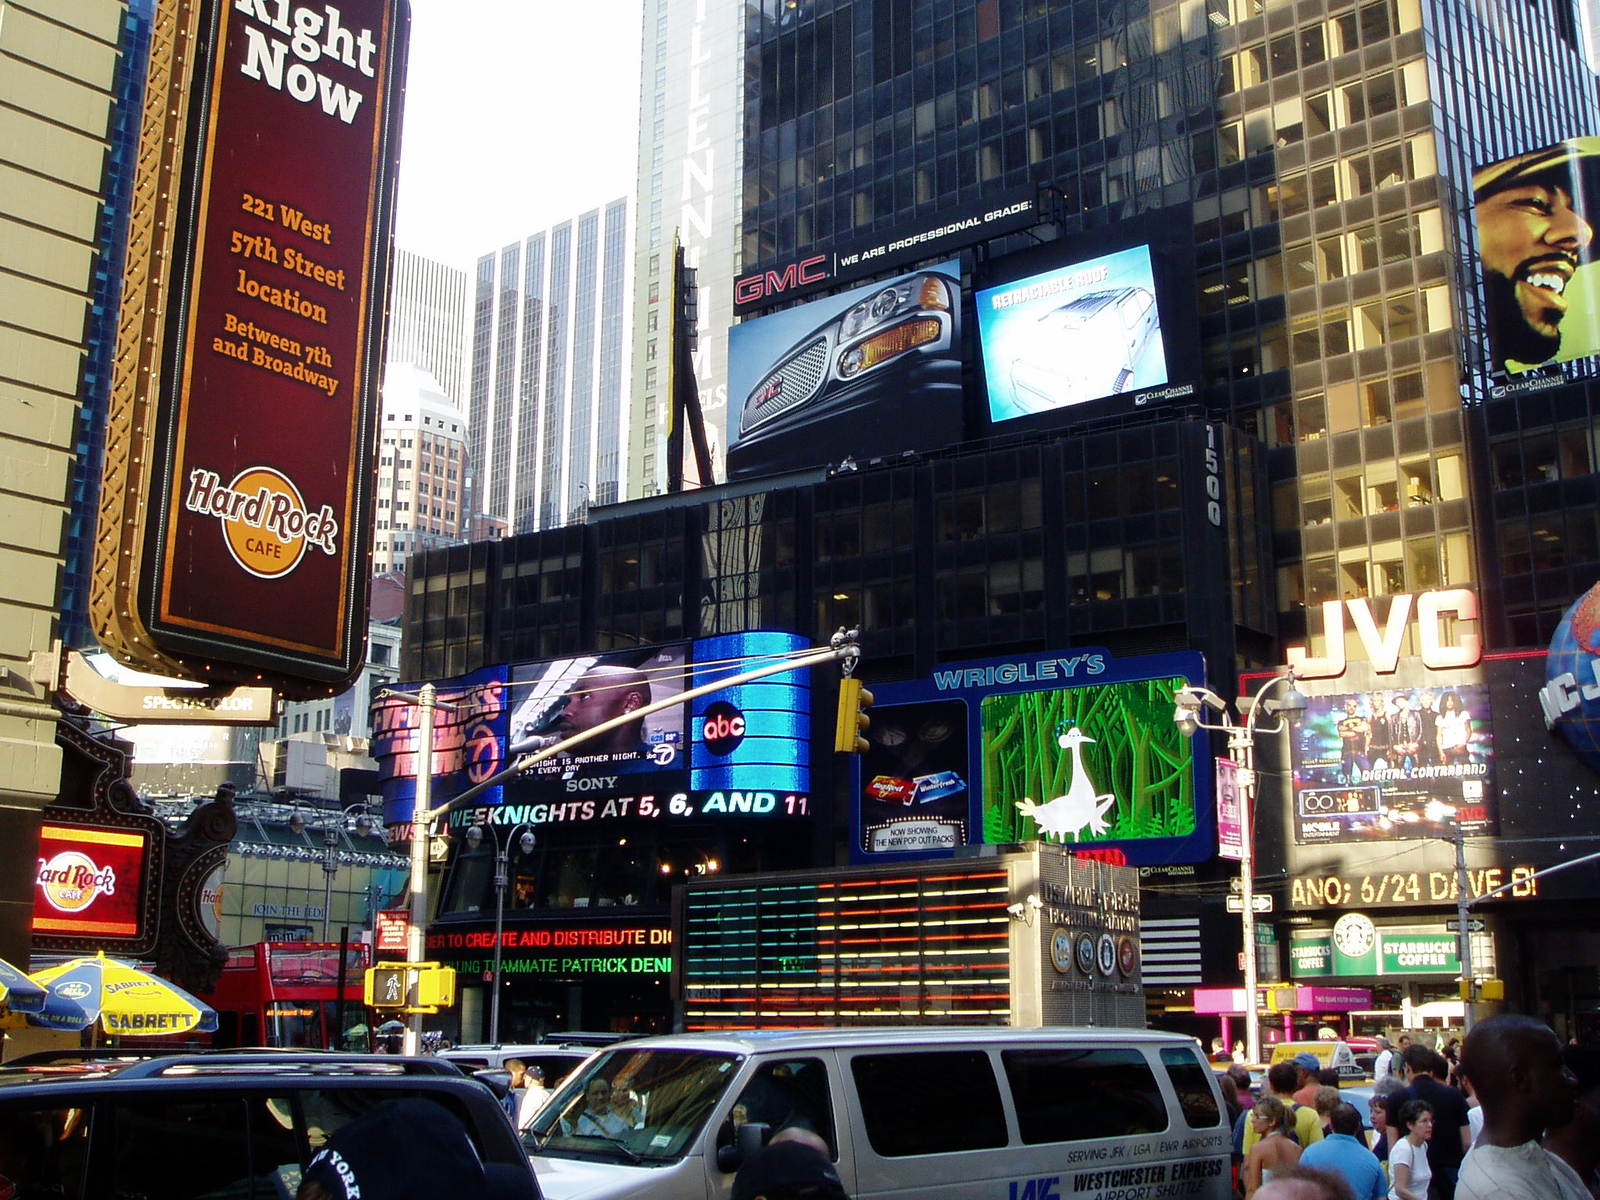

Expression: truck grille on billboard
xmin=746 ymin=337 xmax=828 ymax=431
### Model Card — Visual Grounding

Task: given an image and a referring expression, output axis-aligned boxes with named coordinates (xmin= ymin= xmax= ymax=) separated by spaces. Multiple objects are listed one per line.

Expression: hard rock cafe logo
xmin=184 ymin=465 xmax=339 ymax=579
xmin=36 ymin=851 xmax=117 ymax=914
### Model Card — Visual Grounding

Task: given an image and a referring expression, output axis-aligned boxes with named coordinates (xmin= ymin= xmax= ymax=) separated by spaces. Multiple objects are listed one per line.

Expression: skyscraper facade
xmin=0 ymin=0 xmax=140 ymax=960
xmin=627 ymin=0 xmax=743 ymax=495
xmin=467 ymin=200 xmax=633 ymax=532
xmin=735 ymin=0 xmax=1597 ymax=651
xmin=386 ymin=248 xmax=468 ymax=407
xmin=372 ymin=363 xmax=468 ymax=575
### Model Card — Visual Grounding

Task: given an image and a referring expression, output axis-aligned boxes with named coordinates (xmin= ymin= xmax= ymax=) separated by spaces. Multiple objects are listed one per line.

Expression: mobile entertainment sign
xmin=93 ymin=0 xmax=410 ymax=695
xmin=850 ymin=647 xmax=1211 ymax=866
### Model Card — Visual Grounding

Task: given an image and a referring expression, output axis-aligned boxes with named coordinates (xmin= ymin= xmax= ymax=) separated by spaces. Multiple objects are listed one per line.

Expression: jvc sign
xmin=1286 ymin=589 xmax=1481 ymax=679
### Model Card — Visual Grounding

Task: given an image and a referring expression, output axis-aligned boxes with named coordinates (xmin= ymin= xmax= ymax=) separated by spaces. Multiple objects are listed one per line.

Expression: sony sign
xmin=1286 ymin=589 xmax=1482 ymax=679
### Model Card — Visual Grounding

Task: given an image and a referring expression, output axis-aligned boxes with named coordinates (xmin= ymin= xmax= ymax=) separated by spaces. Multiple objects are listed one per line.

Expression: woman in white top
xmin=1244 ymin=1096 xmax=1303 ymax=1199
xmin=1390 ymin=1099 xmax=1435 ymax=1200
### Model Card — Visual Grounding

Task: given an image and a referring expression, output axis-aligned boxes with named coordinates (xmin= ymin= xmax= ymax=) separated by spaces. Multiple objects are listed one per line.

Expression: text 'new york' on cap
xmin=298 ymin=1098 xmax=537 ymax=1200
xmin=732 ymin=1141 xmax=849 ymax=1200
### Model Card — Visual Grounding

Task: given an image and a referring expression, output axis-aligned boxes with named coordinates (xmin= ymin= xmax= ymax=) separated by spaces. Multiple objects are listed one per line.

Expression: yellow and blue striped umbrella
xmin=29 ymin=951 xmax=218 ymax=1036
xmin=0 ymin=957 xmax=47 ymax=1014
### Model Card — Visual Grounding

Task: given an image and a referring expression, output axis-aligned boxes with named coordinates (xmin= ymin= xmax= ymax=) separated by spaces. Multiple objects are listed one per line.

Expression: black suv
xmin=0 ymin=1050 xmax=542 ymax=1198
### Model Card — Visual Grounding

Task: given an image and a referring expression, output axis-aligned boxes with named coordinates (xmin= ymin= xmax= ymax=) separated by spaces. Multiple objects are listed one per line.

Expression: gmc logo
xmin=755 ymin=377 xmax=783 ymax=403
xmin=734 ymin=254 xmax=830 ymax=306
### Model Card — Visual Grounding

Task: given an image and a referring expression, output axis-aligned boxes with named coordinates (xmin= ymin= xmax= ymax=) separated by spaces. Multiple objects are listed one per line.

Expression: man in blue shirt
xmin=1300 ymin=1103 xmax=1387 ymax=1200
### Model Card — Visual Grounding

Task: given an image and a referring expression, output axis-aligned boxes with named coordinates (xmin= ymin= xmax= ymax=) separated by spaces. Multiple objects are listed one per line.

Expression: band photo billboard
xmin=93 ymin=0 xmax=410 ymax=693
xmin=852 ymin=648 xmax=1212 ymax=866
xmin=725 ymin=261 xmax=965 ymax=480
xmin=1290 ymin=684 xmax=1497 ymax=844
xmin=1472 ymin=137 xmax=1600 ymax=378
xmin=373 ymin=633 xmax=813 ymax=834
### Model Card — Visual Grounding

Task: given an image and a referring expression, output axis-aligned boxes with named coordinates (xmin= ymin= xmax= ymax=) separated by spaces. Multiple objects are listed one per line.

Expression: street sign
xmin=1226 ymin=894 xmax=1274 ymax=913
xmin=374 ymin=909 xmax=410 ymax=953
xmin=1444 ymin=917 xmax=1485 ymax=933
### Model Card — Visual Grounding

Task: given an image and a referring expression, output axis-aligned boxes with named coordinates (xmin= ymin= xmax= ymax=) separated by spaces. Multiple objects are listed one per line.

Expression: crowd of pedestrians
xmin=1231 ymin=1016 xmax=1597 ymax=1200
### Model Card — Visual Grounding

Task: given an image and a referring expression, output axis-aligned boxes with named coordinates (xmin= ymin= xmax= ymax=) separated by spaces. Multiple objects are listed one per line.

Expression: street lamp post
xmin=466 ymin=820 xmax=536 ymax=1046
xmin=1174 ymin=671 xmax=1306 ymax=1066
xmin=303 ymin=803 xmax=377 ymax=941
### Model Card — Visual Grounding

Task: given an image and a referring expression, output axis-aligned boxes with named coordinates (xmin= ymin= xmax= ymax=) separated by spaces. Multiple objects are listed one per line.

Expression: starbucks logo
xmin=1333 ymin=912 xmax=1376 ymax=957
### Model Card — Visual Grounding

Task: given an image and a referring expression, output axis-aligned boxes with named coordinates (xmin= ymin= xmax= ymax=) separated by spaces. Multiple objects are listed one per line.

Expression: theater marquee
xmin=92 ymin=0 xmax=410 ymax=695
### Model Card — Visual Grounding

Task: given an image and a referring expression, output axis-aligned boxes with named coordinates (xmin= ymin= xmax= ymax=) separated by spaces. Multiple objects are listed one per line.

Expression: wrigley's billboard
xmin=93 ymin=0 xmax=410 ymax=695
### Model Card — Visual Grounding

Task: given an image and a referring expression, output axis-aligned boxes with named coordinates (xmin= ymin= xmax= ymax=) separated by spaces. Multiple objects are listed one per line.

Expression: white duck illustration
xmin=1015 ymin=726 xmax=1115 ymax=841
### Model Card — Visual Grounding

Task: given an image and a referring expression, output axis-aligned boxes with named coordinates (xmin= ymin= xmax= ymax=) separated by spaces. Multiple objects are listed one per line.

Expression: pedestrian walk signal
xmin=364 ymin=963 xmax=457 ymax=1012
xmin=365 ymin=965 xmax=409 ymax=1009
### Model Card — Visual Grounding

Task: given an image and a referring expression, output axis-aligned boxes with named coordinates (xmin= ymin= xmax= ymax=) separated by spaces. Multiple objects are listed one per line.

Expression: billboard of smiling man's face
xmin=1474 ymin=138 xmax=1600 ymax=375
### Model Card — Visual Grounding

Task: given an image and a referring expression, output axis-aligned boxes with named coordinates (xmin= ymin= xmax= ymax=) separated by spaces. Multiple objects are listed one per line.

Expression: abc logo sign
xmin=700 ymin=701 xmax=747 ymax=756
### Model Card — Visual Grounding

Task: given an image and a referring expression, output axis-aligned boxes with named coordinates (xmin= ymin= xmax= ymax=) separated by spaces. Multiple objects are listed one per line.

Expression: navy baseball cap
xmin=299 ymin=1098 xmax=538 ymax=1199
xmin=732 ymin=1141 xmax=848 ymax=1200
xmin=1292 ymin=1052 xmax=1322 ymax=1072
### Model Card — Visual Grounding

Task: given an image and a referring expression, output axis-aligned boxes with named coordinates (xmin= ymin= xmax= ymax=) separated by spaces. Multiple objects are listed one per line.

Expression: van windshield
xmin=524 ymin=1047 xmax=742 ymax=1165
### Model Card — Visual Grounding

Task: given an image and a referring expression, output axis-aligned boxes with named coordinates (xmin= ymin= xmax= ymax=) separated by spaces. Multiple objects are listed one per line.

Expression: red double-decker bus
xmin=201 ymin=942 xmax=372 ymax=1049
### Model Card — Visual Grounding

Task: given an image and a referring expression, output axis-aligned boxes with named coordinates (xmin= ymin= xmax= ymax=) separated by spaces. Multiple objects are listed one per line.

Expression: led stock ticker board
xmin=372 ymin=632 xmax=813 ymax=833
xmin=92 ymin=0 xmax=410 ymax=694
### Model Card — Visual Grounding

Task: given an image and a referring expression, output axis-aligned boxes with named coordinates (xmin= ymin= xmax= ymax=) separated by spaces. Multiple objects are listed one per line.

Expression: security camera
xmin=1026 ymin=894 xmax=1043 ymax=910
xmin=1005 ymin=902 xmax=1027 ymax=920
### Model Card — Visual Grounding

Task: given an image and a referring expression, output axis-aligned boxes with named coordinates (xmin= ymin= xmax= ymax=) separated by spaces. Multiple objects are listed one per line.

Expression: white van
xmin=523 ymin=1026 xmax=1230 ymax=1200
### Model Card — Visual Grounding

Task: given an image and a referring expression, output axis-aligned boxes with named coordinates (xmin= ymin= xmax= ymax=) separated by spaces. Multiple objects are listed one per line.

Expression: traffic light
xmin=365 ymin=965 xmax=410 ymax=1009
xmin=834 ymin=677 xmax=873 ymax=754
xmin=1265 ymin=986 xmax=1297 ymax=1014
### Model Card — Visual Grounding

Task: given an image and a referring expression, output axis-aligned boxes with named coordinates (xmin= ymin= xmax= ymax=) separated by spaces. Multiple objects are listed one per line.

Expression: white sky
xmin=392 ymin=0 xmax=644 ymax=271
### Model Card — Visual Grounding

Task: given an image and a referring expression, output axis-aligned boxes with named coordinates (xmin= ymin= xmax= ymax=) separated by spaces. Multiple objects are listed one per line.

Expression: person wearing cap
xmin=1292 ymin=1053 xmax=1327 ymax=1108
xmin=731 ymin=1139 xmax=850 ymax=1200
xmin=295 ymin=1098 xmax=539 ymax=1200
xmin=1473 ymin=138 xmax=1600 ymax=374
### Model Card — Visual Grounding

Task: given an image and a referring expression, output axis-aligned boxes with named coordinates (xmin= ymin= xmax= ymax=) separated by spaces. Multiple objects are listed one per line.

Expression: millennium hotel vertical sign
xmin=93 ymin=0 xmax=410 ymax=696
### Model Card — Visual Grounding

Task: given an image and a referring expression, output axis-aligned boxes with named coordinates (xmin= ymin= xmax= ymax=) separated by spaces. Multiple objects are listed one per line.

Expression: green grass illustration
xmin=980 ymin=676 xmax=1194 ymax=844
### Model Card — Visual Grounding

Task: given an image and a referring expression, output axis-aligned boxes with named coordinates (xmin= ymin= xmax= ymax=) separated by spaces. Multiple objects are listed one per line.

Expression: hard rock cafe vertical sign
xmin=92 ymin=0 xmax=410 ymax=696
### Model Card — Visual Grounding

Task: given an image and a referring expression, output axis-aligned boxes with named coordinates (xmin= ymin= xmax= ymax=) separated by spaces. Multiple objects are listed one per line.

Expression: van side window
xmin=1001 ymin=1048 xmax=1170 ymax=1144
xmin=731 ymin=1058 xmax=837 ymax=1156
xmin=851 ymin=1051 xmax=1006 ymax=1157
xmin=1159 ymin=1047 xmax=1223 ymax=1128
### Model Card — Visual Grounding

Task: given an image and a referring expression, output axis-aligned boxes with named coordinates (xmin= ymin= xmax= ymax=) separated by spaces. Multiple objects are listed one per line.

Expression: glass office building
xmin=467 ymin=200 xmax=632 ymax=533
